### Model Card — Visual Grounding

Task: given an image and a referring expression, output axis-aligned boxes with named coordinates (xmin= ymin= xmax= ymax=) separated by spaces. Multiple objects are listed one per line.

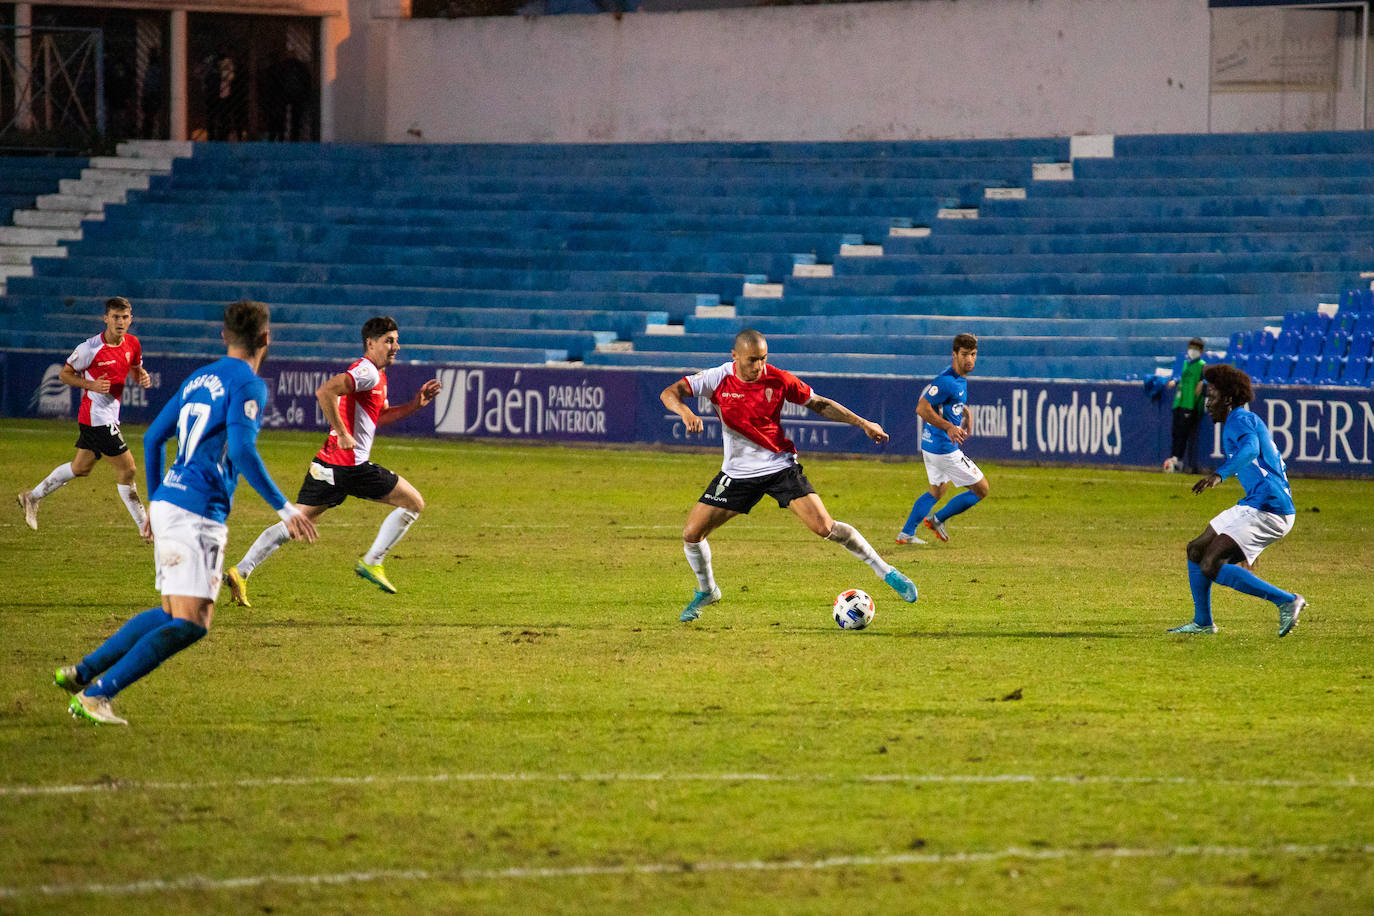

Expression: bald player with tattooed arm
xmin=661 ymin=328 xmax=919 ymax=622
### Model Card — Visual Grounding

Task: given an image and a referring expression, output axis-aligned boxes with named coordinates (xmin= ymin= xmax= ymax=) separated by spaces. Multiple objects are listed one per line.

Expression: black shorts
xmin=75 ymin=423 xmax=129 ymax=458
xmin=698 ymin=465 xmax=815 ymax=513
xmin=296 ymin=460 xmax=399 ymax=509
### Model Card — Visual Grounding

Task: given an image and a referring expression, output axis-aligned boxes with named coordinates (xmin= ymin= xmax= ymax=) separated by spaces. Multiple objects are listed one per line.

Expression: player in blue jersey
xmin=1168 ymin=363 xmax=1306 ymax=637
xmin=897 ymin=333 xmax=990 ymax=545
xmin=54 ymin=301 xmax=318 ymax=725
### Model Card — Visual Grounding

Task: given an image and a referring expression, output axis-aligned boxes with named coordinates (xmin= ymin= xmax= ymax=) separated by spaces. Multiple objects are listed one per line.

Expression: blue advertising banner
xmin=4 ymin=349 xmax=1373 ymax=477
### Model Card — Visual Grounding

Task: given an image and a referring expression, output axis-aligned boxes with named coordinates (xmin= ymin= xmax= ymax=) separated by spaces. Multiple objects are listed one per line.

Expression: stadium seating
xmin=4 ymin=132 xmax=1374 ymax=380
xmin=1343 ymin=356 xmax=1373 ymax=384
xmin=1314 ymin=355 xmax=1344 ymax=385
xmin=1220 ymin=303 xmax=1374 ymax=386
xmin=0 ymin=156 xmax=88 ymax=226
xmin=0 ymin=155 xmax=89 ymax=290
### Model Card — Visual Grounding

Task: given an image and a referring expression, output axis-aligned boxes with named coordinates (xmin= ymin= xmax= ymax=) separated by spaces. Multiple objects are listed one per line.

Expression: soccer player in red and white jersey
xmin=226 ymin=316 xmax=441 ymax=603
xmin=660 ymin=328 xmax=919 ymax=622
xmin=16 ymin=297 xmax=152 ymax=538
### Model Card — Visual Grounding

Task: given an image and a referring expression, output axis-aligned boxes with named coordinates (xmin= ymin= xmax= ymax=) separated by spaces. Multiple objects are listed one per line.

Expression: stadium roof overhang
xmin=20 ymin=0 xmax=345 ymax=16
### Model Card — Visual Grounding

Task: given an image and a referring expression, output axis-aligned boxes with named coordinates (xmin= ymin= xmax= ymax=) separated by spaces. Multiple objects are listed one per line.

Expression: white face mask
xmin=1188 ymin=348 xmax=1202 ymax=361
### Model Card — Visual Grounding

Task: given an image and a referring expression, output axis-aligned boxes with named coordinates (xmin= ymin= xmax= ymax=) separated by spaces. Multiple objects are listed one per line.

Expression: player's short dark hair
xmin=1188 ymin=337 xmax=1206 ymax=349
xmin=1203 ymin=363 xmax=1253 ymax=408
xmin=734 ymin=327 xmax=766 ymax=351
xmin=104 ymin=296 xmax=132 ymax=313
xmin=223 ymin=300 xmax=271 ymax=351
xmin=952 ymin=333 xmax=978 ymax=352
xmin=362 ymin=316 xmax=399 ymax=343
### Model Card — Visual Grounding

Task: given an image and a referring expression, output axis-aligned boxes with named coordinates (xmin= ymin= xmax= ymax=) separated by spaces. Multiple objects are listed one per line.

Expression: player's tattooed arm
xmin=806 ymin=395 xmax=888 ymax=443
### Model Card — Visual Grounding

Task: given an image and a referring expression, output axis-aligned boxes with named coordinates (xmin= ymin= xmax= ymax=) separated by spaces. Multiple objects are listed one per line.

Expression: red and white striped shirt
xmin=315 ymin=357 xmax=387 ymax=466
xmin=683 ymin=361 xmax=813 ymax=478
xmin=66 ymin=332 xmax=142 ymax=426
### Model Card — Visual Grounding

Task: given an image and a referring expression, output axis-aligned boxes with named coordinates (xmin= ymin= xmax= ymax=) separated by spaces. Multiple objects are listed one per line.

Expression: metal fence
xmin=1 ymin=9 xmax=319 ymax=150
xmin=0 ymin=24 xmax=105 ymax=149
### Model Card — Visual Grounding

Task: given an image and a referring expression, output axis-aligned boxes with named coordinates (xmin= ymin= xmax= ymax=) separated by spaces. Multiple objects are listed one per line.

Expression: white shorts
xmin=150 ymin=500 xmax=229 ymax=600
xmin=922 ymin=448 xmax=985 ymax=488
xmin=1209 ymin=504 xmax=1295 ymax=565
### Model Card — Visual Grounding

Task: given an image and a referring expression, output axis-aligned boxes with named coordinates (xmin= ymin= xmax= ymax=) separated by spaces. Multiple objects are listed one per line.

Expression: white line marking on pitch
xmin=4 ymin=771 xmax=1372 ymax=797
xmin=3 ymin=843 xmax=1373 ymax=899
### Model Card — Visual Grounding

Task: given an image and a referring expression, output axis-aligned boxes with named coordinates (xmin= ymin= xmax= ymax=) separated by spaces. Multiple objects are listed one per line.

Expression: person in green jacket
xmin=1164 ymin=337 xmax=1208 ymax=473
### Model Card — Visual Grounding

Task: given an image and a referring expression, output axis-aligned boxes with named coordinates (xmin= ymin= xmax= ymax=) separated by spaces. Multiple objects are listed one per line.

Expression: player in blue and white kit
xmin=897 ymin=333 xmax=990 ymax=545
xmin=1168 ymin=363 xmax=1306 ymax=637
xmin=55 ymin=301 xmax=318 ymax=725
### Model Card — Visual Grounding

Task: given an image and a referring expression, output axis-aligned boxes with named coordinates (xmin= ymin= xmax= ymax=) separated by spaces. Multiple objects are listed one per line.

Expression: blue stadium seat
xmin=1252 ymin=329 xmax=1277 ymax=354
xmin=1324 ymin=326 xmax=1351 ymax=357
xmin=1291 ymin=354 xmax=1318 ymax=384
xmin=1302 ymin=311 xmax=1332 ymax=336
xmin=1348 ymin=331 xmax=1374 ymax=361
xmin=1354 ymin=313 xmax=1374 ymax=338
xmin=1314 ymin=355 xmax=1344 ymax=385
xmin=1264 ymin=354 xmax=1296 ymax=382
xmin=1244 ymin=352 xmax=1270 ymax=378
xmin=1272 ymin=330 xmax=1301 ymax=357
xmin=1333 ymin=308 xmax=1361 ymax=337
xmin=1227 ymin=330 xmax=1249 ymax=356
xmin=1280 ymin=311 xmax=1304 ymax=335
xmin=1346 ymin=357 xmax=1374 ymax=384
xmin=1297 ymin=332 xmax=1324 ymax=357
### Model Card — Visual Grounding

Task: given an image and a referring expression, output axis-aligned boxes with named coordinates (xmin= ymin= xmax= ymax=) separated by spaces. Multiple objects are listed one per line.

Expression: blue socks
xmin=1187 ymin=561 xmax=1213 ymax=626
xmin=1214 ymin=564 xmax=1296 ymax=606
xmin=935 ymin=490 xmax=983 ymax=523
xmin=77 ymin=608 xmax=171 ymax=684
xmin=85 ymin=619 xmax=208 ymax=699
xmin=901 ymin=492 xmax=938 ymax=536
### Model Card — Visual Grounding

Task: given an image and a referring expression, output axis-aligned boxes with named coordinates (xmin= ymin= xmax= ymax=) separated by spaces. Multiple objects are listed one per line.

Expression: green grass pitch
xmin=2 ymin=417 xmax=1372 ymax=914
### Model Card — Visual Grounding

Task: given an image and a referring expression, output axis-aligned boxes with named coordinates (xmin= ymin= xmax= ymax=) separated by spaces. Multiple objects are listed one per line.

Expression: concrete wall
xmin=345 ymin=0 xmax=1212 ymax=144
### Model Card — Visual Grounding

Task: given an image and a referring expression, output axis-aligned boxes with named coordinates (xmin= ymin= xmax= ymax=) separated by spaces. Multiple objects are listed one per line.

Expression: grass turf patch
xmin=2 ymin=418 xmax=1372 ymax=913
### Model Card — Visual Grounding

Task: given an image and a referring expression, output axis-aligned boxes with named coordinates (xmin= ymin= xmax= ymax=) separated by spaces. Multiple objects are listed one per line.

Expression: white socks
xmin=827 ymin=521 xmax=893 ymax=578
xmin=364 ymin=508 xmax=420 ymax=565
xmin=32 ymin=463 xmax=76 ymax=499
xmin=115 ymin=484 xmax=147 ymax=531
xmin=237 ymin=508 xmax=421 ymax=577
xmin=237 ymin=522 xmax=291 ymax=577
xmin=683 ymin=539 xmax=716 ymax=592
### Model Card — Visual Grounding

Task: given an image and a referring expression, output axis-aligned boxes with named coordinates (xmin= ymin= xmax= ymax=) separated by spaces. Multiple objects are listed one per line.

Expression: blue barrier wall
xmin=4 ymin=351 xmax=1373 ymax=476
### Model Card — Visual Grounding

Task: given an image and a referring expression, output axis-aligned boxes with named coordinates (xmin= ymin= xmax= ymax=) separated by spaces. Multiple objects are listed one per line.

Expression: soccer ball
xmin=833 ymin=589 xmax=875 ymax=630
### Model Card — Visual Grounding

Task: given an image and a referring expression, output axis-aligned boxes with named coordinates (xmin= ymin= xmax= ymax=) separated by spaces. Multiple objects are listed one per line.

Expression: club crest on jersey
xmin=244 ymin=400 xmax=259 ymax=420
xmin=765 ymin=389 xmax=773 ymax=402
